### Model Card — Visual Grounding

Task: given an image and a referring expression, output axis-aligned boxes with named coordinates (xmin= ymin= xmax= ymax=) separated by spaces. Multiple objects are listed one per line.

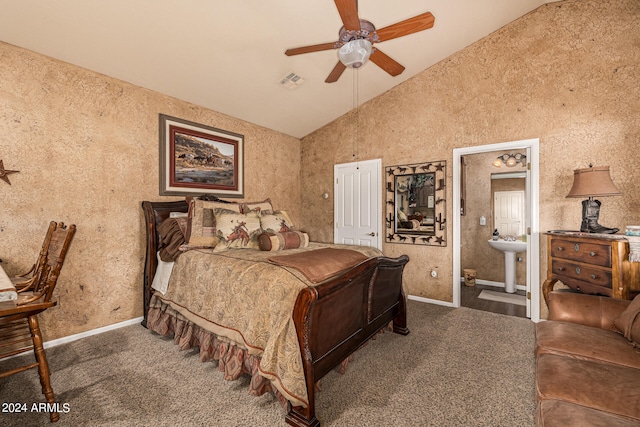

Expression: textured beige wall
xmin=0 ymin=42 xmax=301 ymax=340
xmin=300 ymin=0 xmax=640 ymax=312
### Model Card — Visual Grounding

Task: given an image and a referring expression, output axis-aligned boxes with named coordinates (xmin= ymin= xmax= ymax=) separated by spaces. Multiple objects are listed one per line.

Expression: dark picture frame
xmin=159 ymin=114 xmax=244 ymax=197
xmin=385 ymin=160 xmax=447 ymax=246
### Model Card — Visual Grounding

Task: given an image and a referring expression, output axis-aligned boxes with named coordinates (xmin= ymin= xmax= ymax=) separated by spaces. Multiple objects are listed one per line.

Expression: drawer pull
xmin=558 ymin=267 xmax=565 ymax=271
xmin=576 ymin=286 xmax=581 ymax=291
xmin=589 ymin=251 xmax=596 ymax=257
xmin=574 ymin=244 xmax=580 ymax=252
xmin=556 ymin=247 xmax=564 ymax=252
xmin=575 ymin=267 xmax=581 ymax=275
xmin=590 ymin=274 xmax=597 ymax=279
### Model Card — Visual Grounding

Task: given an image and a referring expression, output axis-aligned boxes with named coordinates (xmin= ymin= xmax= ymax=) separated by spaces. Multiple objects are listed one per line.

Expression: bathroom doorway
xmin=453 ymin=139 xmax=541 ymax=322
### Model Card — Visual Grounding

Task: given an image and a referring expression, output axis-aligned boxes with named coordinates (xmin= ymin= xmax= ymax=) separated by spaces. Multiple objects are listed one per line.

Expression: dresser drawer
xmin=544 ymin=233 xmax=638 ymax=304
xmin=555 ymin=276 xmax=612 ymax=297
xmin=550 ymin=239 xmax=612 ymax=267
xmin=551 ymin=259 xmax=612 ymax=288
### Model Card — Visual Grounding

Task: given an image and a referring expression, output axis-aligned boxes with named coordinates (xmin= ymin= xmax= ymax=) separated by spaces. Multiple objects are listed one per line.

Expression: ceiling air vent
xmin=278 ymin=72 xmax=305 ymax=89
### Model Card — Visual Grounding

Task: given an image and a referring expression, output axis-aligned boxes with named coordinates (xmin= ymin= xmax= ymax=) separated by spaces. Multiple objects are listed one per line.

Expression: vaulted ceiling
xmin=0 ymin=0 xmax=553 ymax=138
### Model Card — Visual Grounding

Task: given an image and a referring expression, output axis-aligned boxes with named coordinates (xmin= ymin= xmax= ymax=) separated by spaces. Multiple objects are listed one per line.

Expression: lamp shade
xmin=566 ymin=166 xmax=621 ymax=198
xmin=338 ymin=39 xmax=372 ymax=69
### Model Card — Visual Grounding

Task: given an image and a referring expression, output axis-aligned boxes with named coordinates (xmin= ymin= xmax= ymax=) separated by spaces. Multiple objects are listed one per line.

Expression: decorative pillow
xmin=214 ymin=209 xmax=262 ymax=251
xmin=186 ymin=199 xmax=242 ymax=250
xmin=258 ymin=231 xmax=309 ymax=251
xmin=613 ymin=294 xmax=640 ymax=346
xmin=184 ymin=199 xmax=241 ymax=249
xmin=242 ymin=198 xmax=273 ymax=215
xmin=260 ymin=210 xmax=295 ymax=233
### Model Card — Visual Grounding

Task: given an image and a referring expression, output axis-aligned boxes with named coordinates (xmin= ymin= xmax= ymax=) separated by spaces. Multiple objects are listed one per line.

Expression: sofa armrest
xmin=547 ymin=291 xmax=631 ymax=330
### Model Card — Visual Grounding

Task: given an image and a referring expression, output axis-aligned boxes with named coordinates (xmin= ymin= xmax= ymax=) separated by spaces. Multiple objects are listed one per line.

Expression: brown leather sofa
xmin=535 ymin=291 xmax=640 ymax=426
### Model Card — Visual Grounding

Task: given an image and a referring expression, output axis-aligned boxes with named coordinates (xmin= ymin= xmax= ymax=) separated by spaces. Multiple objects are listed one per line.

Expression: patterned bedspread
xmin=149 ymin=242 xmax=382 ymax=408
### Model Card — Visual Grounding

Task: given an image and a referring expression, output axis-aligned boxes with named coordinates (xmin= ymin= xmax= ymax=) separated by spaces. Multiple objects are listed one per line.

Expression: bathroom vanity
xmin=542 ymin=232 xmax=640 ymax=305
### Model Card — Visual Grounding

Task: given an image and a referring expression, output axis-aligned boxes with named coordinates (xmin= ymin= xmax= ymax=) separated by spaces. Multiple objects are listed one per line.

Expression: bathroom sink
xmin=487 ymin=238 xmax=527 ymax=293
xmin=487 ymin=239 xmax=527 ymax=253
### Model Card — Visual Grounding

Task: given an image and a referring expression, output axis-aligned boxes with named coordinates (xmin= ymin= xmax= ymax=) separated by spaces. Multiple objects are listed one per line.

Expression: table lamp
xmin=566 ymin=165 xmax=621 ymax=234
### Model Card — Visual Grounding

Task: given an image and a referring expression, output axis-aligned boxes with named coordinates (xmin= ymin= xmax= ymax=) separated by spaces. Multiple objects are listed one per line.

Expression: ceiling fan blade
xmin=325 ymin=61 xmax=347 ymax=83
xmin=285 ymin=42 xmax=337 ymax=56
xmin=334 ymin=0 xmax=360 ymax=31
xmin=369 ymin=49 xmax=405 ymax=77
xmin=376 ymin=12 xmax=435 ymax=42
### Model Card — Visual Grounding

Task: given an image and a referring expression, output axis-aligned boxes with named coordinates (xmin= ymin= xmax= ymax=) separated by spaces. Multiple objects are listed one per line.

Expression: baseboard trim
xmin=4 ymin=316 xmax=144 ymax=361
xmin=408 ymin=294 xmax=455 ymax=307
xmin=43 ymin=317 xmax=144 ymax=350
xmin=459 ymin=277 xmax=526 ymax=292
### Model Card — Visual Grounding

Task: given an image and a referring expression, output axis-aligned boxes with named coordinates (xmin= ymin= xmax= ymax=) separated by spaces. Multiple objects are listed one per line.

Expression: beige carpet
xmin=0 ymin=300 xmax=536 ymax=426
xmin=478 ymin=289 xmax=527 ymax=306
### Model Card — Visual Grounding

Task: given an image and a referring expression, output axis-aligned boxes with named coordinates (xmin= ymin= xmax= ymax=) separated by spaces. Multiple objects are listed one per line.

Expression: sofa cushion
xmin=537 ymin=399 xmax=640 ymax=427
xmin=536 ymin=354 xmax=640 ymax=420
xmin=536 ymin=321 xmax=640 ymax=369
xmin=547 ymin=291 xmax=631 ymax=329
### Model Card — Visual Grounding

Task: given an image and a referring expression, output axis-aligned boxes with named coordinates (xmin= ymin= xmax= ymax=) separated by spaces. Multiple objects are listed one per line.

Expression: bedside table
xmin=542 ymin=232 xmax=640 ymax=305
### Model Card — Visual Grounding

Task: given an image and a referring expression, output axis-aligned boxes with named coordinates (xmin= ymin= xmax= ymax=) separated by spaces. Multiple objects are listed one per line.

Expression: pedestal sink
xmin=487 ymin=239 xmax=527 ymax=293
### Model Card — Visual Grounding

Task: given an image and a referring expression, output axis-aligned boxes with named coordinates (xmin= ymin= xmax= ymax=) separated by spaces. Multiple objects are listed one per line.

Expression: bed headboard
xmin=141 ymin=200 xmax=189 ymax=327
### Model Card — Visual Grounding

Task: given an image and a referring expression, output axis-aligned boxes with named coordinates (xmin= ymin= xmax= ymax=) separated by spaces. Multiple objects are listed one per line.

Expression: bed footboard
xmin=286 ymin=254 xmax=410 ymax=427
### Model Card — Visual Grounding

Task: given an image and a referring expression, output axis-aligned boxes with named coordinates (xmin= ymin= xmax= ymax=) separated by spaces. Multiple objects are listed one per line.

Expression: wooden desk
xmin=542 ymin=232 xmax=640 ymax=305
xmin=0 ymin=264 xmax=17 ymax=302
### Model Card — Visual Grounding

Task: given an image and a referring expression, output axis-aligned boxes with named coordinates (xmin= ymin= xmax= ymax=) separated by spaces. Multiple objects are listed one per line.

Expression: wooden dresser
xmin=542 ymin=232 xmax=640 ymax=305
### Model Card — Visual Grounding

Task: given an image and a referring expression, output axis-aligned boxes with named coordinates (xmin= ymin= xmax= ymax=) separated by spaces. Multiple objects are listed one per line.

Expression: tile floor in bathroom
xmin=461 ymin=283 xmax=527 ymax=318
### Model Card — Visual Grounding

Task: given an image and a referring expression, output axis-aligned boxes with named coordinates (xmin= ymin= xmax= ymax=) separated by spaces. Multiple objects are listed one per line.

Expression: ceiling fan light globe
xmin=338 ymin=39 xmax=372 ymax=68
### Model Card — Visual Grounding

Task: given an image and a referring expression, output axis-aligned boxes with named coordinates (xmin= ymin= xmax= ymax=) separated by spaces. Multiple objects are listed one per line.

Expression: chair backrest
xmin=23 ymin=222 xmax=76 ymax=304
xmin=26 ymin=221 xmax=58 ymax=290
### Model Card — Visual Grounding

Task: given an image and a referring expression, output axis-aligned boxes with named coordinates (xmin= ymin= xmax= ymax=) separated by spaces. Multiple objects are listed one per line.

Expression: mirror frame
xmin=385 ymin=160 xmax=447 ymax=246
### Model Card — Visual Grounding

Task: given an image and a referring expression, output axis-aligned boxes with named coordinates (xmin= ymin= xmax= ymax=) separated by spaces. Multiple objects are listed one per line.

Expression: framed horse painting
xmin=159 ymin=114 xmax=244 ymax=197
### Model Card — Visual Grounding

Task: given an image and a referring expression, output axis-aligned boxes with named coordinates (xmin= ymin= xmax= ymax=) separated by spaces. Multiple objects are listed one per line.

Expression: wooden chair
xmin=10 ymin=221 xmax=57 ymax=290
xmin=0 ymin=221 xmax=76 ymax=423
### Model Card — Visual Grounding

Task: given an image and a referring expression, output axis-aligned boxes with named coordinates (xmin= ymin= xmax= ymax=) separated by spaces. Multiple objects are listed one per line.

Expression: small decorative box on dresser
xmin=542 ymin=232 xmax=640 ymax=305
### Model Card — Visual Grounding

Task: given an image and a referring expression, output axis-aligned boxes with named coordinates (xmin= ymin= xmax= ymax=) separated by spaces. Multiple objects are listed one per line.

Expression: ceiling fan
xmin=284 ymin=0 xmax=435 ymax=83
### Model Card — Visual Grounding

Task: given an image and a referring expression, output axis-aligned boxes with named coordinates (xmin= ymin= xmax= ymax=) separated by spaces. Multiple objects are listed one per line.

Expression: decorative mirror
xmin=385 ymin=160 xmax=446 ymax=246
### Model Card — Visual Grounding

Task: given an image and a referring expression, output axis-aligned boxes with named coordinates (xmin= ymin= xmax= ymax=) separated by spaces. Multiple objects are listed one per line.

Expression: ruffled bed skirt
xmin=147 ymin=300 xmax=390 ymax=410
xmin=147 ymin=301 xmax=289 ymax=410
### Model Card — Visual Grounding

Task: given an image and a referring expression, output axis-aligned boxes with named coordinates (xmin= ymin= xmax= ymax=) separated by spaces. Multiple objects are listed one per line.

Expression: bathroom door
xmin=494 ymin=191 xmax=525 ymax=236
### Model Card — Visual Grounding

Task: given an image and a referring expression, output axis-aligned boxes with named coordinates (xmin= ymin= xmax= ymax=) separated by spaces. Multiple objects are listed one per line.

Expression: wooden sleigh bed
xmin=141 ymin=199 xmax=410 ymax=427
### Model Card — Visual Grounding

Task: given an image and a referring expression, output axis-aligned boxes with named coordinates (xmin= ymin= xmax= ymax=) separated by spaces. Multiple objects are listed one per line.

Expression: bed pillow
xmin=214 ymin=209 xmax=262 ymax=251
xmin=242 ymin=198 xmax=273 ymax=215
xmin=260 ymin=210 xmax=295 ymax=233
xmin=258 ymin=231 xmax=309 ymax=251
xmin=184 ymin=198 xmax=242 ymax=249
xmin=613 ymin=294 xmax=640 ymax=347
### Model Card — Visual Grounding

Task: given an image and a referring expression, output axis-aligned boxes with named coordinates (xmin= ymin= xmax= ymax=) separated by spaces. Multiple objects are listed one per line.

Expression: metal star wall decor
xmin=0 ymin=160 xmax=20 ymax=185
